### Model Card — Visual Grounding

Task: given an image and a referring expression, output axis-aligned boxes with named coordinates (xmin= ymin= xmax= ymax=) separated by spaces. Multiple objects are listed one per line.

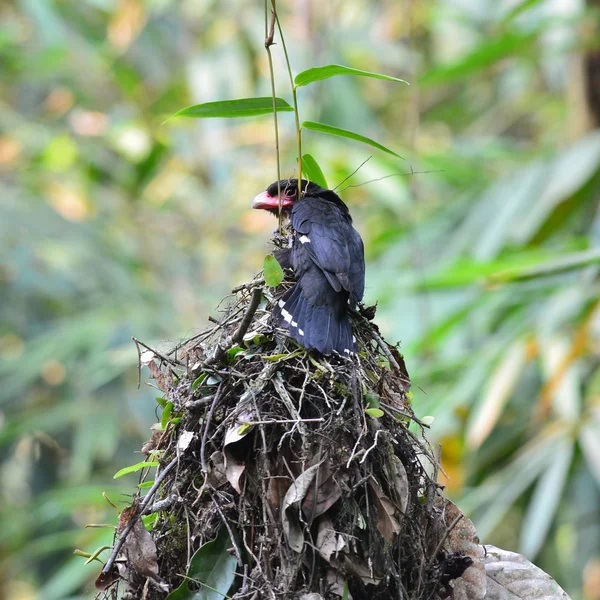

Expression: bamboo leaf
xmin=170 ymin=97 xmax=293 ymax=120
xmin=302 ymin=121 xmax=401 ymax=158
xmin=113 ymin=461 xmax=159 ymax=479
xmin=301 ymin=154 xmax=328 ymax=188
xmin=263 ymin=254 xmax=284 ymax=287
xmin=295 ymin=64 xmax=408 ymax=87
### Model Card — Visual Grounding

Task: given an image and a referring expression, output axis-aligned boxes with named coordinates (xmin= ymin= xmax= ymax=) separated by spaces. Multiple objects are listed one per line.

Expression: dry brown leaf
xmin=389 ymin=455 xmax=409 ymax=517
xmin=442 ymin=500 xmax=486 ymax=600
xmin=369 ymin=479 xmax=401 ymax=543
xmin=282 ymin=461 xmax=323 ymax=552
xmin=113 ymin=502 xmax=168 ymax=592
xmin=326 ymin=570 xmax=352 ymax=599
xmin=316 ymin=516 xmax=339 ymax=563
xmin=483 ymin=545 xmax=570 ymax=600
xmin=302 ymin=461 xmax=343 ymax=519
xmin=147 ymin=360 xmax=168 ymax=393
xmin=208 ymin=451 xmax=228 ymax=488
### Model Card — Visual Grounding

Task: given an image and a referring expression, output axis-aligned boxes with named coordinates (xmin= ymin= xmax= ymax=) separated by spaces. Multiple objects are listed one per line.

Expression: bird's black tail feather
xmin=272 ymin=283 xmax=356 ymax=356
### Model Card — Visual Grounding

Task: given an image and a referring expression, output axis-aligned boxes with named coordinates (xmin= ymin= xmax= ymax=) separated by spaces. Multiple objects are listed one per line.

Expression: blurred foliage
xmin=1 ymin=0 xmax=600 ymax=599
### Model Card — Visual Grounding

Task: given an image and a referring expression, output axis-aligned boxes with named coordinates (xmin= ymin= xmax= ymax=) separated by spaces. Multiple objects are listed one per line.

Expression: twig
xmin=428 ymin=513 xmax=465 ymax=565
xmin=232 ymin=287 xmax=263 ymax=345
xmin=210 ymin=489 xmax=243 ymax=566
xmin=144 ymin=494 xmax=178 ymax=514
xmin=242 ymin=418 xmax=324 ymax=425
xmin=186 ymin=394 xmax=215 ymax=410
xmin=205 ymin=287 xmax=262 ymax=366
xmin=201 ymin=383 xmax=224 ymax=474
xmin=100 ymin=457 xmax=178 ymax=579
xmin=272 ymin=1 xmax=302 ymax=196
xmin=132 ymin=337 xmax=182 ymax=367
xmin=369 ymin=328 xmax=401 ymax=372
xmin=338 ymin=167 xmax=443 ymax=193
xmin=232 ymin=278 xmax=265 ymax=293
xmin=333 ymin=156 xmax=372 ymax=191
xmin=380 ymin=402 xmax=430 ymax=428
xmin=134 ymin=336 xmax=142 ymax=390
xmin=360 ymin=430 xmax=382 ymax=464
xmin=265 ymin=2 xmax=283 ymax=232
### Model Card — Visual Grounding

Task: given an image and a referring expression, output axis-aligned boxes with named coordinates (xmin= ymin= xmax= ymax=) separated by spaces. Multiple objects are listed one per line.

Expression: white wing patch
xmin=299 ymin=235 xmax=311 ymax=244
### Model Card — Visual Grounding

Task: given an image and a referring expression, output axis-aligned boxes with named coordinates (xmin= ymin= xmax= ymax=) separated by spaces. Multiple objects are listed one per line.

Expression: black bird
xmin=252 ymin=179 xmax=365 ymax=356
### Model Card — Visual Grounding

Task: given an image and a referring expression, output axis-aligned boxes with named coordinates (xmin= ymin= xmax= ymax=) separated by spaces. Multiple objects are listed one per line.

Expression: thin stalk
xmin=265 ymin=2 xmax=283 ymax=232
xmin=271 ymin=0 xmax=302 ymax=198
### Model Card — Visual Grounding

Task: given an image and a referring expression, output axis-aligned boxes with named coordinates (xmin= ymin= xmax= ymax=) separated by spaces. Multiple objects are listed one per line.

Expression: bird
xmin=252 ymin=178 xmax=365 ymax=356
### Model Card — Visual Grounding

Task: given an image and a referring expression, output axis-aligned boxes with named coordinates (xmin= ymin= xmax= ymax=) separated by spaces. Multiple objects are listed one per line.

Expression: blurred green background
xmin=1 ymin=0 xmax=600 ymax=598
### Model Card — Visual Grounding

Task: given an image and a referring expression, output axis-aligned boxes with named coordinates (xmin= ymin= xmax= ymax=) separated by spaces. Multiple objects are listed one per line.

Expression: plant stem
xmin=271 ymin=0 xmax=302 ymax=198
xmin=265 ymin=1 xmax=283 ymax=232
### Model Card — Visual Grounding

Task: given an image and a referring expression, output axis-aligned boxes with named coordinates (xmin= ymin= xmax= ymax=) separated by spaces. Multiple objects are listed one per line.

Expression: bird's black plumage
xmin=252 ymin=179 xmax=365 ymax=356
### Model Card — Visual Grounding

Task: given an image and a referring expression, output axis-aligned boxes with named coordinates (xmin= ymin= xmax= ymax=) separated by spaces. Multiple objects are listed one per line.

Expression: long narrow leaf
xmin=170 ymin=97 xmax=293 ymax=120
xmin=519 ymin=439 xmax=573 ymax=558
xmin=302 ymin=121 xmax=401 ymax=158
xmin=295 ymin=64 xmax=408 ymax=87
xmin=113 ymin=461 xmax=159 ymax=479
xmin=301 ymin=154 xmax=328 ymax=188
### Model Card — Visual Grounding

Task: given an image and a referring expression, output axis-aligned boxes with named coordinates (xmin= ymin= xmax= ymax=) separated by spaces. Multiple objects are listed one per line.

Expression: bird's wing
xmin=291 ymin=196 xmax=364 ymax=301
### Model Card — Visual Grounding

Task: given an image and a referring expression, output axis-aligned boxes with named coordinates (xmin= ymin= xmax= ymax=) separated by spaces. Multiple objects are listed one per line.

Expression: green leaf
xmin=138 ymin=480 xmax=154 ymax=489
xmin=342 ymin=580 xmax=349 ymax=600
xmin=236 ymin=423 xmax=253 ymax=436
xmin=113 ymin=461 xmax=160 ymax=479
xmin=166 ymin=528 xmax=237 ymax=600
xmin=263 ymin=254 xmax=284 ymax=287
xmin=301 ymin=154 xmax=328 ymax=189
xmin=365 ymin=393 xmax=380 ymax=410
xmin=295 ymin=64 xmax=408 ymax=87
xmin=170 ymin=97 xmax=294 ymax=120
xmin=226 ymin=346 xmax=244 ymax=364
xmin=302 ymin=121 xmax=401 ymax=158
xmin=155 ymin=396 xmax=167 ymax=408
xmin=193 ymin=373 xmax=208 ymax=389
xmin=365 ymin=408 xmax=384 ymax=418
xmin=161 ymin=402 xmax=174 ymax=429
xmin=420 ymin=29 xmax=539 ymax=86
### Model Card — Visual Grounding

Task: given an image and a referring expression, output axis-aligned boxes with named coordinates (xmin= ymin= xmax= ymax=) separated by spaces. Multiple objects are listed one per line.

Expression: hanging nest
xmin=95 ymin=265 xmax=484 ymax=600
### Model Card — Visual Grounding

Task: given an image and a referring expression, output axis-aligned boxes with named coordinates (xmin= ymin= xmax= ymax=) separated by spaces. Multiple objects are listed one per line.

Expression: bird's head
xmin=251 ymin=179 xmax=325 ymax=214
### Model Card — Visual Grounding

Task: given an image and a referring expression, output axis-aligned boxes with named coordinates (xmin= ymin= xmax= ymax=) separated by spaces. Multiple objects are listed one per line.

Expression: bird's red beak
xmin=251 ymin=191 xmax=293 ymax=211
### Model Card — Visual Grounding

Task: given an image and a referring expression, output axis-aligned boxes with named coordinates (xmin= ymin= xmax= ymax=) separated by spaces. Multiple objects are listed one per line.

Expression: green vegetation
xmin=0 ymin=0 xmax=599 ymax=598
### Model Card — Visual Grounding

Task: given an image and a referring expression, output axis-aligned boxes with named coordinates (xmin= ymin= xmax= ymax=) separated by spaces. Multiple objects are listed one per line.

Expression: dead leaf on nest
xmin=369 ymin=479 xmax=401 ymax=543
xmin=442 ymin=500 xmax=486 ymax=600
xmin=389 ymin=455 xmax=409 ymax=517
xmin=282 ymin=461 xmax=324 ymax=552
xmin=95 ymin=563 xmax=119 ymax=591
xmin=177 ymin=430 xmax=194 ymax=452
xmin=147 ymin=360 xmax=168 ymax=393
xmin=141 ymin=427 xmax=162 ymax=455
xmin=316 ymin=516 xmax=340 ymax=563
xmin=482 ymin=545 xmax=570 ymax=600
xmin=208 ymin=451 xmax=228 ymax=488
xmin=343 ymin=554 xmax=382 ymax=586
xmin=222 ymin=408 xmax=256 ymax=494
xmin=302 ymin=461 xmax=344 ymax=519
xmin=326 ymin=570 xmax=352 ymax=600
xmin=114 ymin=501 xmax=168 ymax=593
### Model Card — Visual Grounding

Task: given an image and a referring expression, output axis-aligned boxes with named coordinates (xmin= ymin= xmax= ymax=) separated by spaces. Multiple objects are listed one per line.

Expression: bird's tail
xmin=272 ymin=283 xmax=356 ymax=356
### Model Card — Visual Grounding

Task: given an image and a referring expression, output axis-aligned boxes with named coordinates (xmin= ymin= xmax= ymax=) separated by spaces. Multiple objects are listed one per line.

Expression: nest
xmin=95 ymin=267 xmax=481 ymax=600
